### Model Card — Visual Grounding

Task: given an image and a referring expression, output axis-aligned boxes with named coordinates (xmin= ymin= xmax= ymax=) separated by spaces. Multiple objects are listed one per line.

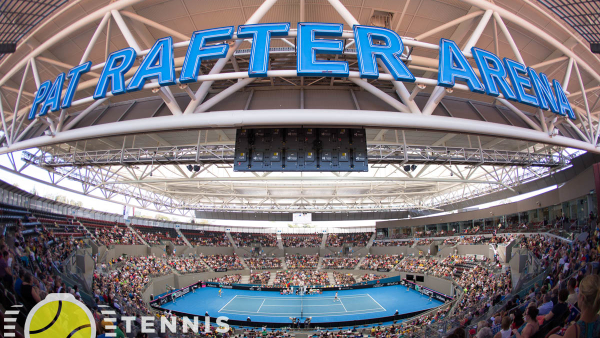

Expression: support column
xmin=593 ymin=163 xmax=600 ymax=215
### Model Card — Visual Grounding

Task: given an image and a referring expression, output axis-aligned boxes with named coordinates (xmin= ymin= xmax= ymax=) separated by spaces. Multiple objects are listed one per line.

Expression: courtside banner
xmin=28 ymin=23 xmax=575 ymax=121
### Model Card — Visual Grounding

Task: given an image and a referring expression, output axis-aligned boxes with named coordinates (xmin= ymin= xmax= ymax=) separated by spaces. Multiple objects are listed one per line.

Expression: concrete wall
xmin=369 ymin=246 xmax=408 ymax=256
xmin=105 ymin=245 xmax=150 ymax=261
xmin=284 ymin=247 xmax=320 ymax=255
xmin=173 ymin=245 xmax=191 ymax=256
xmin=456 ymin=245 xmax=493 ymax=258
xmin=150 ymin=246 xmax=167 ymax=257
xmin=396 ymin=272 xmax=454 ymax=295
xmin=235 ymin=246 xmax=284 ymax=257
xmin=437 ymin=245 xmax=456 ymax=257
xmin=147 ymin=274 xmax=177 ymax=298
xmin=195 ymin=246 xmax=235 ymax=255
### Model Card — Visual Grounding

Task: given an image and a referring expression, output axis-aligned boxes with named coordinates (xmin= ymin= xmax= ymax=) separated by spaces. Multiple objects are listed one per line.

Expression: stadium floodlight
xmin=187 ymin=165 xmax=193 ymax=172
xmin=193 ymin=165 xmax=201 ymax=172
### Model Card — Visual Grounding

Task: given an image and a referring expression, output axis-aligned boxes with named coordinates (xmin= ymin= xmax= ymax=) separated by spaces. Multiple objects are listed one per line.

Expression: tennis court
xmin=160 ymin=284 xmax=443 ymax=324
xmin=218 ymin=293 xmax=386 ymax=317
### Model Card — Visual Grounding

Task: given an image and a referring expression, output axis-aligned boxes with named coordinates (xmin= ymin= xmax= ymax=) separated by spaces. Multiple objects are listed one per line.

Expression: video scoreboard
xmin=234 ymin=128 xmax=368 ymax=172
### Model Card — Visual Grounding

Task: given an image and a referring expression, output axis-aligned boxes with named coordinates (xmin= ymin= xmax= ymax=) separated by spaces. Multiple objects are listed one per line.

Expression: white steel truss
xmin=0 ymin=0 xmax=598 ymax=215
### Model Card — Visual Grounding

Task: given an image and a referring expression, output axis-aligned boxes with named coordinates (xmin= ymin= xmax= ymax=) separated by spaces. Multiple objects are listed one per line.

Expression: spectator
xmin=512 ymin=306 xmax=539 ymax=338
xmin=566 ymin=278 xmax=578 ymax=305
xmin=543 ymin=289 xmax=569 ymax=324
xmin=21 ymin=272 xmax=41 ymax=307
xmin=0 ymin=251 xmax=13 ymax=289
xmin=493 ymin=316 xmax=512 ymax=338
xmin=549 ymin=274 xmax=600 ymax=338
xmin=538 ymin=294 xmax=554 ymax=315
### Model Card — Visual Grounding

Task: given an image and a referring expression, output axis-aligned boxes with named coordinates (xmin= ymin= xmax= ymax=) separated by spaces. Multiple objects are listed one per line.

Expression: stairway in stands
xmin=366 ymin=232 xmax=377 ymax=249
xmin=199 ymin=257 xmax=214 ymax=272
xmin=452 ymin=262 xmax=477 ymax=279
xmin=79 ymin=221 xmax=94 ymax=239
xmin=281 ymin=257 xmax=288 ymax=270
xmin=175 ymin=227 xmax=193 ymax=248
xmin=126 ymin=222 xmax=149 ymax=246
xmin=317 ymin=256 xmax=323 ymax=270
xmin=321 ymin=233 xmax=328 ymax=248
xmin=226 ymin=230 xmax=237 ymax=248
xmin=239 ymin=257 xmax=250 ymax=270
xmin=355 ymin=256 xmax=366 ymax=270
xmin=327 ymin=271 xmax=336 ymax=285
xmin=268 ymin=272 xmax=277 ymax=285
xmin=240 ymin=275 xmax=251 ymax=284
xmin=276 ymin=233 xmax=283 ymax=249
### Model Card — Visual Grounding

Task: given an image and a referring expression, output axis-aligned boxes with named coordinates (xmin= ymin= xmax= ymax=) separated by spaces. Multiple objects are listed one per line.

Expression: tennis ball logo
xmin=24 ymin=293 xmax=96 ymax=338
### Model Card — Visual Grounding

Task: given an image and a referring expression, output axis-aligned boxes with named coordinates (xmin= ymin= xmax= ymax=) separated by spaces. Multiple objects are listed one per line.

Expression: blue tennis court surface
xmin=219 ymin=293 xmax=386 ymax=317
xmin=161 ymin=285 xmax=443 ymax=323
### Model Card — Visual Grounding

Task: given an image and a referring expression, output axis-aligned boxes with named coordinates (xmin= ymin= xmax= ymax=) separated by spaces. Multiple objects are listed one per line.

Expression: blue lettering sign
xmin=354 ymin=25 xmax=414 ymax=82
xmin=180 ymin=27 xmax=233 ymax=83
xmin=93 ymin=48 xmax=137 ymax=99
xmin=438 ymin=39 xmax=484 ymax=93
xmin=61 ymin=61 xmax=91 ymax=109
xmin=297 ymin=22 xmax=348 ymax=77
xmin=237 ymin=23 xmax=290 ymax=77
xmin=127 ymin=36 xmax=176 ymax=92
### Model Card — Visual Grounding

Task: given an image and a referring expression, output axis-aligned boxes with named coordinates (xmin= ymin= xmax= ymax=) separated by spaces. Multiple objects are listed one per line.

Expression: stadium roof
xmin=0 ymin=0 xmax=599 ymax=219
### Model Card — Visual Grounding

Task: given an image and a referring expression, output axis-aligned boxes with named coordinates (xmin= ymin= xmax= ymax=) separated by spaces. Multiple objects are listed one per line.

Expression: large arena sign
xmin=27 ymin=22 xmax=575 ymax=121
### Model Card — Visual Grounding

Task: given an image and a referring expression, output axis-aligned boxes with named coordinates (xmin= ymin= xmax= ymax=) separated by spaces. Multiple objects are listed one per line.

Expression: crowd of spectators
xmin=91 ymin=225 xmax=142 ymax=246
xmin=416 ymin=239 xmax=433 ymax=245
xmin=333 ymin=271 xmax=356 ymax=285
xmin=442 ymin=234 xmax=515 ymax=246
xmin=360 ymin=254 xmax=402 ymax=270
xmin=359 ymin=273 xmax=388 ymax=282
xmin=373 ymin=240 xmax=414 ymax=247
xmin=395 ymin=255 xmax=481 ymax=279
xmin=327 ymin=232 xmax=372 ymax=246
xmin=246 ymin=257 xmax=281 ymax=270
xmin=5 ymin=224 xmax=84 ymax=309
xmin=207 ymin=274 xmax=241 ymax=284
xmin=250 ymin=271 xmax=271 ymax=285
xmin=322 ymin=257 xmax=360 ymax=269
xmin=93 ymin=255 xmax=172 ymax=316
xmin=3 ymin=200 xmax=599 ymax=338
xmin=282 ymin=234 xmax=322 ymax=247
xmin=184 ymin=230 xmax=231 ymax=247
xmin=166 ymin=256 xmax=207 ymax=274
xmin=136 ymin=231 xmax=162 ymax=245
xmin=272 ymin=270 xmax=330 ymax=287
xmin=285 ymin=254 xmax=319 ymax=269
xmin=232 ymin=232 xmax=278 ymax=247
xmin=200 ymin=254 xmax=244 ymax=270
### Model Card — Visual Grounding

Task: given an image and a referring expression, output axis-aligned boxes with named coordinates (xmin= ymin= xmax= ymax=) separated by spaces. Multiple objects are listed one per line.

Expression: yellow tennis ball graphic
xmin=25 ymin=294 xmax=96 ymax=338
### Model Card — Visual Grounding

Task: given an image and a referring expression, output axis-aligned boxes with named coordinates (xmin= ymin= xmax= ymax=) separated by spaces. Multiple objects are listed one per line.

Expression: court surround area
xmin=158 ymin=285 xmax=443 ymax=327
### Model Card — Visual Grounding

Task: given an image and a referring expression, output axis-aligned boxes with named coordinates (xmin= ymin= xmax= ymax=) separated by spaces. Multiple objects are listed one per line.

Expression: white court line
xmin=338 ymin=297 xmax=348 ymax=312
xmin=231 ymin=294 xmax=372 ymax=300
xmin=219 ymin=295 xmax=238 ymax=312
xmin=261 ymin=304 xmax=345 ymax=307
xmin=366 ymin=293 xmax=386 ymax=311
xmin=226 ymin=308 xmax=386 ymax=317
xmin=257 ymin=299 xmax=266 ymax=313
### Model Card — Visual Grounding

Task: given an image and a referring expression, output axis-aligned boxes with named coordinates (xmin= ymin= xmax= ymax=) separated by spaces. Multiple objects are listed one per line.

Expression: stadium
xmin=0 ymin=0 xmax=600 ymax=337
